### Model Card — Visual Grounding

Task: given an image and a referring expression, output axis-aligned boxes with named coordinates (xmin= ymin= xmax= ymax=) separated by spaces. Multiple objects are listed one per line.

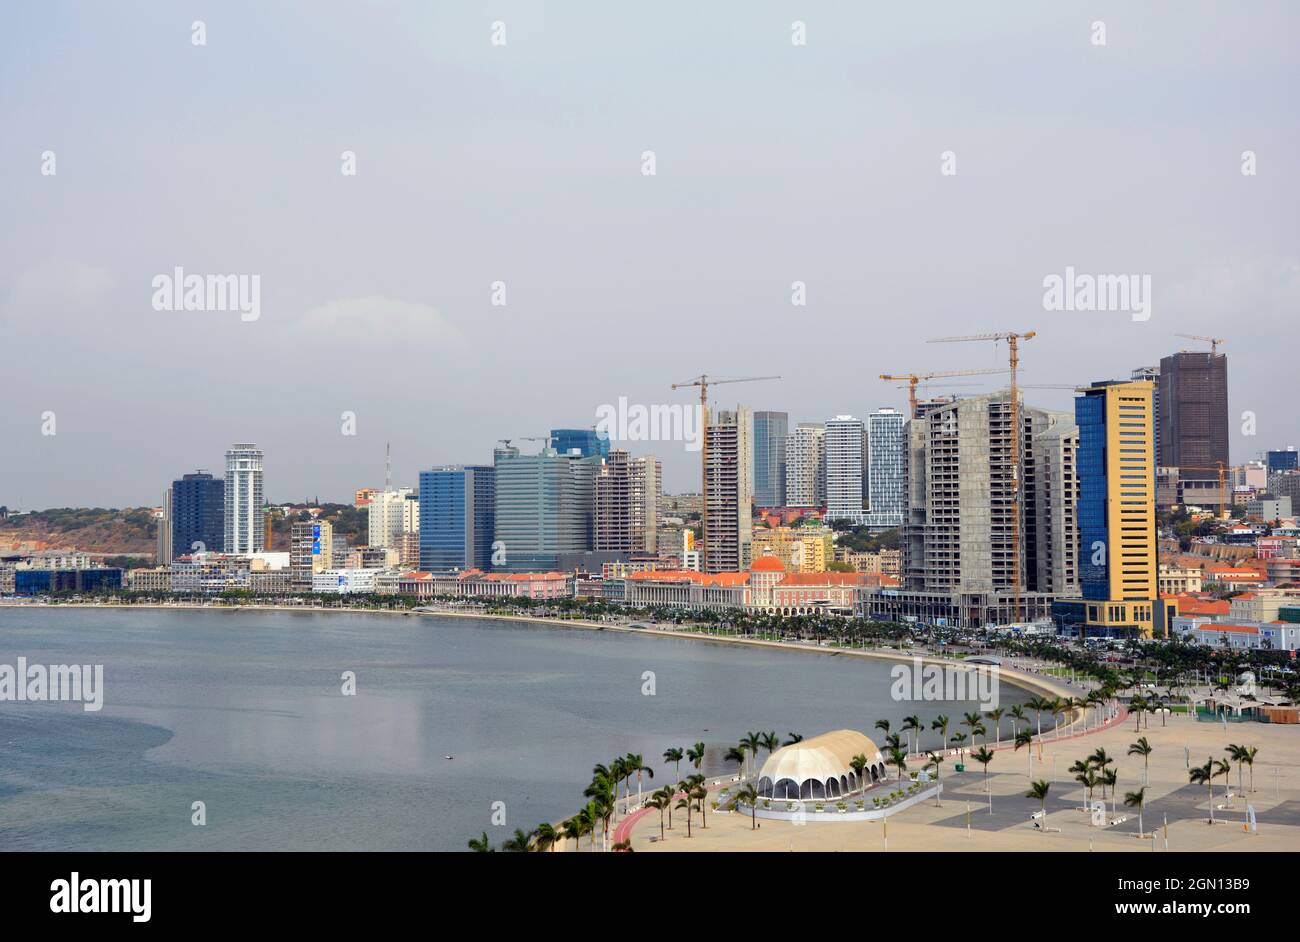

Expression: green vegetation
xmin=828 ymin=523 xmax=900 ymax=553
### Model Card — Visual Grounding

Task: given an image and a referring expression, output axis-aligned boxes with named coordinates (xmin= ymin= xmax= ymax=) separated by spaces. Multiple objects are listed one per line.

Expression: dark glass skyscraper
xmin=419 ymin=466 xmax=496 ymax=572
xmin=171 ymin=472 xmax=224 ymax=557
xmin=1268 ymin=448 xmax=1298 ymax=473
xmin=1157 ymin=351 xmax=1228 ymax=480
xmin=752 ymin=411 xmax=788 ymax=507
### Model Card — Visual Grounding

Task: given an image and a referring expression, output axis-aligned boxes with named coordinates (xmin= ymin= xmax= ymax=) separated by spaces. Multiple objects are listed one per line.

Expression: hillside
xmin=0 ymin=507 xmax=157 ymax=556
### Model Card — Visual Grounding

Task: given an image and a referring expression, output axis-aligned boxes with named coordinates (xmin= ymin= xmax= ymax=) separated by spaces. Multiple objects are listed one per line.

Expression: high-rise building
xmin=551 ymin=428 xmax=610 ymax=459
xmin=1157 ymin=351 xmax=1228 ymax=479
xmin=752 ymin=411 xmax=788 ymax=508
xmin=594 ymin=450 xmax=634 ymax=552
xmin=704 ymin=406 xmax=753 ymax=573
xmin=157 ymin=486 xmax=172 ymax=565
xmin=418 ymin=466 xmax=496 ymax=572
xmin=1268 ymin=448 xmax=1299 ymax=474
xmin=866 ymin=392 xmax=1077 ymax=628
xmin=493 ymin=446 xmax=598 ymax=571
xmin=784 ymin=423 xmax=825 ymax=507
xmin=367 ymin=487 xmax=418 ymax=549
xmin=1131 ymin=365 xmax=1160 ymax=463
xmin=1058 ymin=379 xmax=1166 ymax=638
xmin=171 ymin=472 xmax=224 ymax=559
xmin=630 ymin=455 xmax=661 ymax=554
xmin=863 ymin=408 xmax=906 ymax=530
xmin=290 ymin=519 xmax=332 ymax=590
xmin=824 ymin=416 xmax=866 ymax=522
xmin=223 ymin=445 xmax=264 ymax=555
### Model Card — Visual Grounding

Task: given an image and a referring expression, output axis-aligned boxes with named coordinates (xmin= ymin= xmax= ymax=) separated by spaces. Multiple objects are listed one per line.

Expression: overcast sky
xmin=2 ymin=1 xmax=1297 ymax=508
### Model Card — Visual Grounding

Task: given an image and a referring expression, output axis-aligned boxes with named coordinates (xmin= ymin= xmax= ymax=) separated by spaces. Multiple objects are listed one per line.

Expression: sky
xmin=2 ymin=1 xmax=1297 ymax=508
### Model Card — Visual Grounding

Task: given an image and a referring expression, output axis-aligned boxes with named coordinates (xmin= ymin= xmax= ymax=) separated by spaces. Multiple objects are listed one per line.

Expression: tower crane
xmin=1175 ymin=333 xmax=1227 ymax=356
xmin=879 ymin=368 xmax=1010 ymax=418
xmin=1178 ymin=463 xmax=1230 ymax=520
xmin=927 ymin=331 xmax=1036 ymax=623
xmin=671 ymin=374 xmax=780 ymax=572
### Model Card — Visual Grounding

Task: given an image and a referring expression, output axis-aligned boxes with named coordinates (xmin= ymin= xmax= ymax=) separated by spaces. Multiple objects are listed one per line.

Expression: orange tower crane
xmin=880 ymin=368 xmax=1011 ymax=418
xmin=927 ymin=331 xmax=1036 ymax=623
xmin=1175 ymin=333 xmax=1227 ymax=356
xmin=671 ymin=374 xmax=780 ymax=572
xmin=1179 ymin=463 xmax=1230 ymax=520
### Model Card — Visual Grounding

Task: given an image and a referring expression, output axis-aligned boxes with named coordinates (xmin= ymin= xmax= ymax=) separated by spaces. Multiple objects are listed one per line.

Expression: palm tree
xmin=1102 ymin=767 xmax=1118 ymax=817
xmin=501 ymin=827 xmax=534 ymax=852
xmin=686 ymin=741 xmax=707 ymax=772
xmin=951 ymin=731 xmax=968 ymax=764
xmin=725 ymin=744 xmax=748 ymax=779
xmin=735 ymin=783 xmax=761 ymax=830
xmin=1027 ymin=780 xmax=1051 ymax=836
xmin=625 ymin=753 xmax=654 ymax=809
xmin=972 ymin=746 xmax=995 ymax=791
xmin=760 ymin=730 xmax=781 ymax=761
xmin=534 ymin=822 xmax=559 ymax=852
xmin=987 ymin=707 xmax=1005 ymax=747
xmin=1009 ymin=704 xmax=1027 ymax=739
xmin=560 ymin=816 xmax=583 ymax=852
xmin=902 ymin=714 xmax=923 ymax=754
xmin=649 ymin=791 xmax=670 ymax=841
xmin=962 ymin=711 xmax=984 ymax=749
xmin=850 ymin=753 xmax=869 ymax=796
xmin=1013 ymin=728 xmax=1034 ymax=775
xmin=611 ymin=839 xmax=634 ymax=852
xmin=875 ymin=719 xmax=892 ymax=737
xmin=675 ymin=793 xmax=693 ymax=837
xmin=1242 ymin=746 xmax=1258 ymax=792
xmin=467 ymin=831 xmax=493 ymax=852
xmin=1128 ymin=737 xmax=1153 ymax=785
xmin=1189 ymin=758 xmax=1216 ymax=825
xmin=688 ymin=773 xmax=709 ymax=828
xmin=1049 ymin=698 xmax=1067 ymax=739
xmin=1124 ymin=787 xmax=1147 ymax=838
xmin=783 ymin=732 xmax=804 ymax=745
xmin=663 ymin=746 xmax=684 ymax=780
xmin=741 ymin=731 xmax=764 ymax=778
xmin=931 ymin=715 xmax=950 ymax=754
xmin=887 ymin=747 xmax=908 ymax=782
xmin=1213 ymin=758 xmax=1231 ymax=803
xmin=1225 ymin=744 xmax=1248 ymax=795
xmin=1130 ymin=695 xmax=1147 ymax=731
xmin=926 ymin=751 xmax=944 ymax=806
xmin=1028 ymin=696 xmax=1049 ymax=739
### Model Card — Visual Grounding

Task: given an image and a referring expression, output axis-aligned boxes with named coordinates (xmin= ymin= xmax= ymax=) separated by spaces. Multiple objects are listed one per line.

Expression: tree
xmin=931 ymin=715 xmax=950 ymax=754
xmin=972 ymin=746 xmax=995 ymax=791
xmin=986 ymin=707 xmax=1005 ymax=747
xmin=534 ymin=822 xmax=559 ymax=852
xmin=501 ymin=828 xmax=534 ymax=852
xmin=1013 ymin=728 xmax=1034 ymax=775
xmin=1124 ymin=787 xmax=1147 ymax=838
xmin=1009 ymin=704 xmax=1027 ymax=737
xmin=1225 ymin=744 xmax=1248 ymax=795
xmin=1189 ymin=758 xmax=1216 ymax=825
xmin=850 ymin=753 xmax=869 ymax=796
xmin=561 ymin=816 xmax=584 ymax=852
xmin=875 ymin=719 xmax=892 ymax=737
xmin=735 ymin=783 xmax=761 ymax=830
xmin=725 ymin=744 xmax=748 ymax=779
xmin=467 ymin=831 xmax=493 ymax=852
xmin=962 ymin=711 xmax=985 ymax=749
xmin=1026 ymin=780 xmax=1051 ymax=836
xmin=686 ymin=741 xmax=706 ymax=771
xmin=1128 ymin=737 xmax=1153 ymax=785
xmin=784 ymin=731 xmax=804 ymax=745
xmin=1242 ymin=745 xmax=1258 ymax=792
xmin=649 ymin=791 xmax=670 ymax=841
xmin=741 ymin=731 xmax=764 ymax=778
xmin=688 ymin=774 xmax=709 ymax=829
xmin=887 ymin=747 xmax=908 ymax=782
xmin=625 ymin=752 xmax=654 ymax=809
xmin=663 ymin=746 xmax=684 ymax=780
xmin=902 ymin=714 xmax=923 ymax=754
xmin=926 ymin=751 xmax=945 ymax=806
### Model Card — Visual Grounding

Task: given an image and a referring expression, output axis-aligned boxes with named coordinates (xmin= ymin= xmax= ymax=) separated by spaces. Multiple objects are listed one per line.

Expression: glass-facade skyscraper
xmin=551 ymin=428 xmax=610 ymax=459
xmin=752 ymin=411 xmax=788 ymax=507
xmin=224 ymin=444 xmax=264 ymax=555
xmin=419 ymin=466 xmax=496 ymax=572
xmin=494 ymin=446 xmax=598 ymax=571
xmin=171 ymin=472 xmax=225 ymax=557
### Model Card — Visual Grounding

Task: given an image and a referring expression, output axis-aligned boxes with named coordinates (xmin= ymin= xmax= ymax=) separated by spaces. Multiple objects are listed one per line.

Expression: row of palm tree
xmin=1189 ymin=743 xmax=1260 ymax=825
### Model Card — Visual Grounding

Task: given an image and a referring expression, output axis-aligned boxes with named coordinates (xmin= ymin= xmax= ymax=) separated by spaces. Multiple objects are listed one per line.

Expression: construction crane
xmin=671 ymin=374 xmax=780 ymax=572
xmin=927 ymin=331 xmax=1036 ymax=623
xmin=1178 ymin=463 xmax=1230 ymax=520
xmin=879 ymin=368 xmax=1010 ymax=419
xmin=1175 ymin=333 xmax=1227 ymax=356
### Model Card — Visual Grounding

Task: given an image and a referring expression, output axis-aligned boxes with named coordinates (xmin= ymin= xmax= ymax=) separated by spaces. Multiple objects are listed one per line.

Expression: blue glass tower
xmin=551 ymin=428 xmax=610 ymax=459
xmin=418 ymin=466 xmax=495 ymax=571
xmin=171 ymin=472 xmax=225 ymax=557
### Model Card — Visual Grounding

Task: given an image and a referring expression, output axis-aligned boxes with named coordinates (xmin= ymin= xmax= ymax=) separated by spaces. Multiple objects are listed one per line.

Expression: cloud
xmin=295 ymin=295 xmax=465 ymax=347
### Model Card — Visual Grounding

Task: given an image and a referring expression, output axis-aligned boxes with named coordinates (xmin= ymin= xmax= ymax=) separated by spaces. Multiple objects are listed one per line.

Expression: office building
xmin=1131 ymin=365 xmax=1160 ymax=463
xmin=864 ymin=407 xmax=907 ymax=530
xmin=1054 ymin=379 xmax=1167 ymax=638
xmin=784 ymin=422 xmax=826 ymax=507
xmin=551 ymin=428 xmax=610 ymax=459
xmin=171 ymin=472 xmax=225 ymax=559
xmin=752 ymin=411 xmax=788 ymax=508
xmin=704 ymin=407 xmax=753 ymax=573
xmin=824 ymin=416 xmax=866 ymax=522
xmin=224 ymin=444 xmax=264 ymax=555
xmin=1157 ymin=350 xmax=1228 ymax=479
xmin=419 ymin=465 xmax=496 ymax=572
xmin=367 ymin=487 xmax=418 ymax=549
xmin=630 ymin=455 xmax=662 ymax=554
xmin=493 ymin=446 xmax=598 ymax=571
xmin=290 ymin=519 xmax=333 ymax=590
xmin=157 ymin=486 xmax=172 ymax=566
xmin=1268 ymin=448 xmax=1299 ymax=474
xmin=594 ymin=450 xmax=635 ymax=552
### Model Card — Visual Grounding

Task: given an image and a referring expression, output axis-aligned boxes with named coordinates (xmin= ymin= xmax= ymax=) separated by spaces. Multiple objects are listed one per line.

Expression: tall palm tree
xmin=1009 ymin=704 xmax=1027 ymax=737
xmin=725 ymin=744 xmax=748 ymax=779
xmin=887 ymin=747 xmax=907 ymax=782
xmin=951 ymin=731 xmax=968 ymax=764
xmin=687 ymin=741 xmax=707 ymax=772
xmin=1026 ymin=780 xmax=1051 ymax=836
xmin=1013 ymin=728 xmax=1034 ymax=775
xmin=1028 ymin=696 xmax=1049 ymax=739
xmin=1189 ymin=757 xmax=1216 ymax=825
xmin=902 ymin=714 xmax=923 ymax=754
xmin=1128 ymin=737 xmax=1153 ymax=785
xmin=1242 ymin=746 xmax=1258 ymax=792
xmin=760 ymin=730 xmax=781 ymax=761
xmin=560 ymin=816 xmax=583 ymax=852
xmin=1213 ymin=758 xmax=1231 ymax=802
xmin=1049 ymin=698 xmax=1067 ymax=739
xmin=926 ymin=751 xmax=944 ymax=806
xmin=741 ymin=731 xmax=764 ymax=778
xmin=850 ymin=753 xmax=869 ymax=796
xmin=1130 ymin=695 xmax=1147 ymax=731
xmin=675 ymin=790 xmax=694 ymax=838
xmin=649 ymin=791 xmax=670 ymax=841
xmin=688 ymin=773 xmax=709 ymax=828
xmin=972 ymin=746 xmax=995 ymax=791
xmin=735 ymin=783 xmax=761 ymax=830
xmin=1102 ymin=767 xmax=1118 ymax=817
xmin=1225 ymin=744 xmax=1247 ymax=795
xmin=534 ymin=822 xmax=559 ymax=852
xmin=962 ymin=712 xmax=984 ymax=750
xmin=931 ymin=715 xmax=950 ymax=754
xmin=1124 ymin=787 xmax=1147 ymax=838
xmin=663 ymin=746 xmax=684 ymax=780
xmin=467 ymin=831 xmax=493 ymax=852
xmin=783 ymin=732 xmax=804 ymax=745
xmin=986 ymin=707 xmax=1005 ymax=747
xmin=625 ymin=753 xmax=654 ymax=809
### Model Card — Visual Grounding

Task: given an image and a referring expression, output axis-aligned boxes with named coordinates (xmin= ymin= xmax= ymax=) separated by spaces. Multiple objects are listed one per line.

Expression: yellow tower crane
xmin=879 ymin=368 xmax=1011 ymax=419
xmin=927 ymin=331 xmax=1036 ymax=624
xmin=671 ymin=374 xmax=780 ymax=572
xmin=1175 ymin=333 xmax=1227 ymax=356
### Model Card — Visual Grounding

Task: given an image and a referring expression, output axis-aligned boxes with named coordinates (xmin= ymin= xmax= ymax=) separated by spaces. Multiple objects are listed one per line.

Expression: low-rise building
xmin=127 ymin=567 xmax=173 ymax=593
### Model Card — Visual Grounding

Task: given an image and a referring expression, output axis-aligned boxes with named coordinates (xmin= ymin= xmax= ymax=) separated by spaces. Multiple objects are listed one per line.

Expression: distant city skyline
xmin=3 ymin=2 xmax=1297 ymax=508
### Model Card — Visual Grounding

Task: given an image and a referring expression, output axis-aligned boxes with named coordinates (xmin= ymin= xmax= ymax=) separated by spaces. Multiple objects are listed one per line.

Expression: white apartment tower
xmin=368 ymin=487 xmax=418 ymax=549
xmin=224 ymin=443 xmax=264 ymax=555
xmin=784 ymin=423 xmax=826 ymax=508
xmin=864 ymin=407 xmax=907 ymax=529
xmin=704 ymin=407 xmax=754 ymax=573
xmin=824 ymin=416 xmax=867 ymax=522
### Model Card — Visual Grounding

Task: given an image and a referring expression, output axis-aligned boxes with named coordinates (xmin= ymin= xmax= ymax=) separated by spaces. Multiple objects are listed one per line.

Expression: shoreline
xmin=0 ymin=599 xmax=1084 ymax=711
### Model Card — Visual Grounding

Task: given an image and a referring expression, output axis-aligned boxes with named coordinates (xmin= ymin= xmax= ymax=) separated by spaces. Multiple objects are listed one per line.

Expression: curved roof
xmin=751 ymin=555 xmax=787 ymax=572
xmin=758 ymin=729 xmax=883 ymax=784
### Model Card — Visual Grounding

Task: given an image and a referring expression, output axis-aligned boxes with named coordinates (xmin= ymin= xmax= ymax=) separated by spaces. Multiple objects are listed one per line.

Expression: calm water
xmin=0 ymin=607 xmax=1046 ymax=851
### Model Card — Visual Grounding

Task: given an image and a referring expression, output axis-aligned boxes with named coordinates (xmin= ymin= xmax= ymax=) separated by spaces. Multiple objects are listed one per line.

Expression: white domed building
xmin=756 ymin=729 xmax=887 ymax=801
